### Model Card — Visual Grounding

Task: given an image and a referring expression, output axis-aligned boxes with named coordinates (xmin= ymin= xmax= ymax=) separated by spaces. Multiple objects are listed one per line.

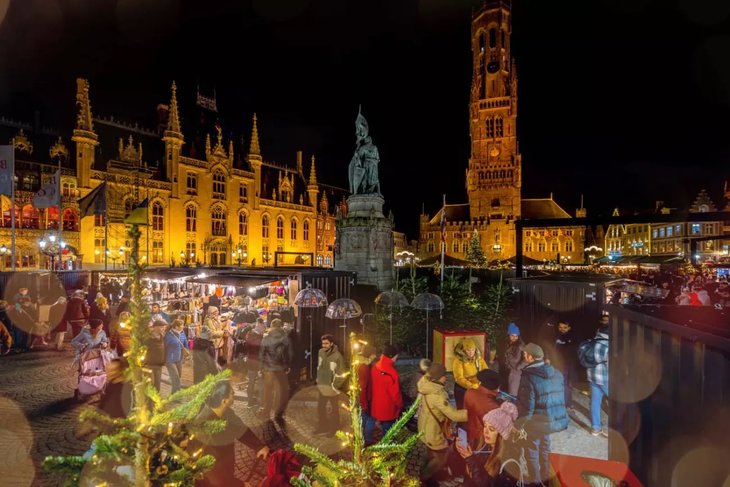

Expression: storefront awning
xmin=189 ymin=274 xmax=277 ymax=293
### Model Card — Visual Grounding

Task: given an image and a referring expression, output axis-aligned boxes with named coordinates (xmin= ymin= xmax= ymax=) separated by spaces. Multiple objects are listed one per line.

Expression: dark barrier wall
xmin=606 ymin=305 xmax=730 ymax=486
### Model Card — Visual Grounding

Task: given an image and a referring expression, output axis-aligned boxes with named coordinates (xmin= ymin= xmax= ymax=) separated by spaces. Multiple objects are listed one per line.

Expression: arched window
xmin=262 ymin=215 xmax=269 ymax=238
xmin=62 ymin=209 xmax=78 ymax=231
xmin=537 ymin=240 xmax=546 ymax=252
xmin=303 ymin=220 xmax=310 ymax=241
xmin=452 ymin=242 xmax=459 ymax=253
xmin=186 ymin=206 xmax=197 ymax=232
xmin=277 ymin=216 xmax=284 ymax=239
xmin=21 ymin=205 xmax=39 ymax=229
xmin=290 ymin=219 xmax=297 ymax=240
xmin=525 ymin=241 xmax=533 ymax=253
xmin=212 ymin=170 xmax=226 ymax=199
xmin=211 ymin=207 xmax=226 ymax=236
xmin=462 ymin=242 xmax=468 ymax=253
xmin=565 ymin=239 xmax=574 ymax=253
xmin=496 ymin=117 xmax=503 ymax=137
xmin=46 ymin=207 xmax=59 ymax=230
xmin=551 ymin=240 xmax=559 ymax=252
xmin=316 ymin=254 xmax=324 ymax=266
xmin=325 ymin=256 xmax=332 ymax=267
xmin=152 ymin=202 xmax=164 ymax=231
xmin=239 ymin=213 xmax=248 ymax=236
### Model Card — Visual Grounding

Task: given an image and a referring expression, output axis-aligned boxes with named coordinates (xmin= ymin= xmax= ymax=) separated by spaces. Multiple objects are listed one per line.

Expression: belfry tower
xmin=466 ymin=0 xmax=521 ymax=220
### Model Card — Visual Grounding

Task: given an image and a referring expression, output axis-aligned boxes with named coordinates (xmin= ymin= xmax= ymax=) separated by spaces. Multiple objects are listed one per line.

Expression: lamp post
xmin=118 ymin=248 xmax=125 ymax=269
xmin=39 ymin=234 xmax=66 ymax=271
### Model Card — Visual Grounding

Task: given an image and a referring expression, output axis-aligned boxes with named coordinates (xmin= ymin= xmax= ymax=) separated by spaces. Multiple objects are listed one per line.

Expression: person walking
xmin=243 ymin=318 xmax=266 ymax=409
xmin=90 ymin=296 xmax=112 ymax=337
xmin=516 ymin=343 xmax=568 ymax=485
xmin=313 ymin=334 xmax=346 ymax=436
xmin=258 ymin=318 xmax=293 ymax=422
xmin=370 ymin=344 xmax=404 ymax=439
xmin=586 ymin=317 xmax=610 ymax=437
xmin=463 ymin=369 xmax=501 ymax=448
xmin=165 ymin=319 xmax=189 ymax=394
xmin=417 ymin=362 xmax=468 ymax=486
xmin=65 ymin=290 xmax=90 ymax=338
xmin=110 ymin=311 xmax=132 ymax=357
xmin=192 ymin=325 xmax=218 ymax=384
xmin=356 ymin=343 xmax=377 ymax=445
xmin=452 ymin=337 xmax=489 ymax=410
xmin=144 ymin=320 xmax=167 ymax=391
xmin=501 ymin=323 xmax=524 ymax=397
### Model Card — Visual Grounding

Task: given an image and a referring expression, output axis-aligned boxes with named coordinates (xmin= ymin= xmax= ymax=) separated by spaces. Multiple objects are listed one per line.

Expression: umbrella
xmin=326 ymin=298 xmax=362 ymax=351
xmin=374 ymin=290 xmax=410 ymax=343
xmin=294 ymin=285 xmax=328 ymax=380
xmin=411 ymin=292 xmax=445 ymax=358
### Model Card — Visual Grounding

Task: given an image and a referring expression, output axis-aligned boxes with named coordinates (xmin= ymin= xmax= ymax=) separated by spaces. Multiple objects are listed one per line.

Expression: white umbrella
xmin=374 ymin=290 xmax=410 ymax=343
xmin=294 ymin=285 xmax=328 ymax=380
xmin=411 ymin=292 xmax=444 ymax=358
xmin=326 ymin=298 xmax=362 ymax=351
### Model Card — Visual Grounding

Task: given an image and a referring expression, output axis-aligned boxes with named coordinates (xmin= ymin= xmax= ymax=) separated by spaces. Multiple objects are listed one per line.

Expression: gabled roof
xmin=521 ymin=198 xmax=571 ymax=219
xmin=428 ymin=204 xmax=471 ymax=225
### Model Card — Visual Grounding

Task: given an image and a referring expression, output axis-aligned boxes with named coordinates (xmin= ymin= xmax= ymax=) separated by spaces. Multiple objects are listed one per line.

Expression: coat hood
xmin=453 ymin=339 xmax=483 ymax=362
xmin=417 ymin=374 xmax=445 ymax=395
xmin=522 ymin=360 xmax=558 ymax=380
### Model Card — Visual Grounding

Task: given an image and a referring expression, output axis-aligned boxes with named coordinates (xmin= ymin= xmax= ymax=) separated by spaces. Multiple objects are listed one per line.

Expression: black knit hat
xmin=476 ymin=369 xmax=500 ymax=390
xmin=383 ymin=344 xmax=399 ymax=358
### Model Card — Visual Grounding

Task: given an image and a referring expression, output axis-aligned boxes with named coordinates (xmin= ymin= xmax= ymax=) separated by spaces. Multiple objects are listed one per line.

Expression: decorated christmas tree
xmin=291 ymin=332 xmax=422 ymax=487
xmin=44 ymin=224 xmax=229 ymax=486
xmin=466 ymin=228 xmax=487 ymax=268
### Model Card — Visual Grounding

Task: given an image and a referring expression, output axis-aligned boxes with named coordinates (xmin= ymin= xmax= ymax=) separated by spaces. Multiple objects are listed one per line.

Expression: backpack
xmin=577 ymin=338 xmax=607 ymax=368
xmin=273 ymin=340 xmax=289 ymax=365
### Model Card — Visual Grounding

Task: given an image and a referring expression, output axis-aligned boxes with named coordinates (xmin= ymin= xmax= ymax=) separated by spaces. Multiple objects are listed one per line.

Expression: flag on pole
xmin=440 ymin=207 xmax=446 ymax=245
xmin=124 ymin=198 xmax=149 ymax=225
xmin=0 ymin=145 xmax=13 ymax=196
xmin=78 ymin=182 xmax=107 ymax=219
xmin=32 ymin=169 xmax=61 ymax=209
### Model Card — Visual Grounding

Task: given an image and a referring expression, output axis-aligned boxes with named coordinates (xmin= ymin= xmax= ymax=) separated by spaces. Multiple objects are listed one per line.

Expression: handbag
xmin=172 ymin=331 xmax=191 ymax=361
xmin=422 ymin=394 xmax=455 ymax=441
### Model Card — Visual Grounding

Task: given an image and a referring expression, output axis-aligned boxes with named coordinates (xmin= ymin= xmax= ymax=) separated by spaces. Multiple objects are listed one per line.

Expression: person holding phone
xmin=455 ymin=402 xmax=526 ymax=487
xmin=464 ymin=369 xmax=501 ymax=448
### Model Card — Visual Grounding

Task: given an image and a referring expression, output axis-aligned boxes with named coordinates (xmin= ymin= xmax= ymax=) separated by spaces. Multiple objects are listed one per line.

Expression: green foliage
xmin=292 ymin=333 xmax=422 ymax=487
xmin=481 ymin=272 xmax=513 ymax=349
xmin=44 ymin=224 xmax=229 ymax=487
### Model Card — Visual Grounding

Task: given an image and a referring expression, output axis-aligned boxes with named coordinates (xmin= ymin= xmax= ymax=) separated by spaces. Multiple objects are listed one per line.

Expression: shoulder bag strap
xmin=421 ymin=392 xmax=445 ymax=427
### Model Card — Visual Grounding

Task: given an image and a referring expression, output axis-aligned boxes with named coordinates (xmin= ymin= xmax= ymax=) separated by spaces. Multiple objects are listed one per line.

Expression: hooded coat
xmin=316 ymin=344 xmax=345 ymax=397
xmin=370 ymin=354 xmax=403 ymax=422
xmin=452 ymin=339 xmax=489 ymax=391
xmin=516 ymin=360 xmax=568 ymax=436
xmin=417 ymin=375 xmax=467 ymax=451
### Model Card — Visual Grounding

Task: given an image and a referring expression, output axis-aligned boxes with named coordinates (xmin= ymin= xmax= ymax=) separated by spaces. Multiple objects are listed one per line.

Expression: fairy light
xmin=167 ymin=422 xmax=173 ymax=435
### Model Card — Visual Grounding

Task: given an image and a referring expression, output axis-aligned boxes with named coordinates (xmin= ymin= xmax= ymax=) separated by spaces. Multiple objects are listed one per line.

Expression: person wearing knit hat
xmin=518 ymin=342 xmax=568 ymax=484
xmin=452 ymin=337 xmax=489 ymax=411
xmin=463 ymin=368 xmax=501 ymax=447
xmin=456 ymin=401 xmax=523 ymax=485
xmin=501 ymin=322 xmax=525 ymax=396
xmin=417 ymin=361 xmax=467 ymax=484
xmin=70 ymin=317 xmax=109 ymax=361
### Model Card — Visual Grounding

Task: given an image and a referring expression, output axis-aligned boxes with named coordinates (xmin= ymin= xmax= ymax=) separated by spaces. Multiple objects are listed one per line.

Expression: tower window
xmin=496 ymin=117 xmax=504 ymax=137
xmin=501 ymin=29 xmax=506 ymax=46
xmin=486 ymin=118 xmax=495 ymax=138
xmin=479 ymin=32 xmax=486 ymax=52
xmin=489 ymin=28 xmax=496 ymax=48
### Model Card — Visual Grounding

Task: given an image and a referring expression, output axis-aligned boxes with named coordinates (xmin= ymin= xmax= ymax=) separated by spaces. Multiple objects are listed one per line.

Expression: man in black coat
xmin=552 ymin=319 xmax=577 ymax=412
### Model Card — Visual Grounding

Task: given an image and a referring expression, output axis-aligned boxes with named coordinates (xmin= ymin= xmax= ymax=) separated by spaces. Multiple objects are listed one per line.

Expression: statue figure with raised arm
xmin=348 ymin=106 xmax=381 ymax=195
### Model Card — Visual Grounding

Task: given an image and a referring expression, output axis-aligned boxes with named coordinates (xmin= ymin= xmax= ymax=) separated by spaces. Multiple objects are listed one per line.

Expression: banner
xmin=78 ymin=182 xmax=107 ymax=219
xmin=124 ymin=198 xmax=149 ymax=225
xmin=0 ymin=145 xmax=13 ymax=196
xmin=33 ymin=170 xmax=61 ymax=209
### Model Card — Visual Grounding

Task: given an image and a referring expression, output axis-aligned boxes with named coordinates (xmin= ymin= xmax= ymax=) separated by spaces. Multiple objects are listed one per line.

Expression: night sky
xmin=1 ymin=0 xmax=730 ymax=237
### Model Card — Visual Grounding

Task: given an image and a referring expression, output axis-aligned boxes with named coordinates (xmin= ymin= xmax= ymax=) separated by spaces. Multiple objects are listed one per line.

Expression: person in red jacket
xmin=356 ymin=343 xmax=377 ymax=445
xmin=370 ymin=344 xmax=403 ymax=438
xmin=463 ymin=369 xmax=501 ymax=448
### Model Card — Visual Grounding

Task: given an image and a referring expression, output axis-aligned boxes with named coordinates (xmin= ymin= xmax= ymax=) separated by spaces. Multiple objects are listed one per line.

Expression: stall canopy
xmin=418 ymin=254 xmax=471 ymax=267
xmin=189 ymin=273 xmax=277 ymax=292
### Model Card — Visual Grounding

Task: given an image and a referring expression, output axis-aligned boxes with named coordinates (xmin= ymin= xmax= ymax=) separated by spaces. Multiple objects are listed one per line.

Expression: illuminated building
xmin=418 ymin=0 xmax=585 ymax=264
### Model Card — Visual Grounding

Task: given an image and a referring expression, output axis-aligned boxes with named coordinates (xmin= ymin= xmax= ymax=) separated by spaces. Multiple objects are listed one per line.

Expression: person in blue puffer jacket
xmin=516 ymin=342 xmax=568 ymax=486
xmin=164 ymin=319 xmax=189 ymax=394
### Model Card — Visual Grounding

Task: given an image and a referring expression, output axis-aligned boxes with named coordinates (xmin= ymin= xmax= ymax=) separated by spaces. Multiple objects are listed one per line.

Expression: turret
xmin=71 ymin=79 xmax=99 ymax=188
xmin=162 ymin=81 xmax=185 ymax=197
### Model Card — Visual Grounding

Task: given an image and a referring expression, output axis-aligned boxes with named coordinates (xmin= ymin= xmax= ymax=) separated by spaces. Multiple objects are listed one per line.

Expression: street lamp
xmin=118 ymin=248 xmax=125 ymax=268
xmin=39 ymin=234 xmax=66 ymax=271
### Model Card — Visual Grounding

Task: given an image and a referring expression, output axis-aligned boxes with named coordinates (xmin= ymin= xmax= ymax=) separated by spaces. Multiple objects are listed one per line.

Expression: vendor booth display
xmin=432 ymin=329 xmax=487 ymax=372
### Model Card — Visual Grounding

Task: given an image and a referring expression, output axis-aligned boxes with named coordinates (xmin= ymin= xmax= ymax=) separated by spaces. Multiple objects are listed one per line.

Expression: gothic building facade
xmin=0 ymin=79 xmax=345 ymax=270
xmin=419 ymin=0 xmax=585 ymax=265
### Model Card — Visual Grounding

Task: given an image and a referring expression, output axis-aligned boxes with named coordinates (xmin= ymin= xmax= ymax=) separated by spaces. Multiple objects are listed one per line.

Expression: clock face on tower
xmin=487 ymin=61 xmax=500 ymax=74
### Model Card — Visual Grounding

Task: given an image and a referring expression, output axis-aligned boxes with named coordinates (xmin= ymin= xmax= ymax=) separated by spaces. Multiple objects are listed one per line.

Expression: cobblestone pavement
xmin=0 ymin=347 xmax=607 ymax=487
xmin=0 ymin=346 xmax=88 ymax=487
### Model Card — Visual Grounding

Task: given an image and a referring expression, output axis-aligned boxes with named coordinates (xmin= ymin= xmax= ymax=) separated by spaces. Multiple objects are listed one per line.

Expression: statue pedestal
xmin=335 ymin=194 xmax=394 ymax=291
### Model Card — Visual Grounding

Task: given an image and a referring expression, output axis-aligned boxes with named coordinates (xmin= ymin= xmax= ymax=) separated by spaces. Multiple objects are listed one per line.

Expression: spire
xmin=74 ymin=78 xmax=95 ymax=132
xmin=249 ymin=113 xmax=261 ymax=157
xmin=308 ymin=155 xmax=318 ymax=187
xmin=166 ymin=81 xmax=182 ymax=136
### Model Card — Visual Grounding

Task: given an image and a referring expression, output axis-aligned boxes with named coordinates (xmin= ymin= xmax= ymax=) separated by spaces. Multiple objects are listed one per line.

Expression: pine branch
xmin=292 ymin=443 xmax=340 ymax=473
xmin=378 ymin=397 xmax=420 ymax=444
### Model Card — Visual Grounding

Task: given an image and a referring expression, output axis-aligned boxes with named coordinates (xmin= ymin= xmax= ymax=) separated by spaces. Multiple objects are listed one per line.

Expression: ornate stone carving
xmin=348 ymin=107 xmax=380 ymax=195
xmin=49 ymin=137 xmax=69 ymax=160
xmin=13 ymin=129 xmax=33 ymax=154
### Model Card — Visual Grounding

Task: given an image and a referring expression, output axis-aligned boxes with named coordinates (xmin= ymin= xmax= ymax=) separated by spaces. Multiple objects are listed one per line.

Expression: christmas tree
xmin=291 ymin=332 xmax=422 ymax=487
xmin=44 ymin=224 xmax=229 ymax=486
xmin=466 ymin=229 xmax=487 ymax=268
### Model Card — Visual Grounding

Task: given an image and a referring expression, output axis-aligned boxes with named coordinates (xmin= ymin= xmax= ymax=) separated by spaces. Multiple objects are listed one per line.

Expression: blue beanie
xmin=507 ymin=322 xmax=520 ymax=336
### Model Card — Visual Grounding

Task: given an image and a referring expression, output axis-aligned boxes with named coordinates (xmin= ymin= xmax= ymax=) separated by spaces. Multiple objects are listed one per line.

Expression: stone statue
xmin=348 ymin=106 xmax=381 ymax=195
